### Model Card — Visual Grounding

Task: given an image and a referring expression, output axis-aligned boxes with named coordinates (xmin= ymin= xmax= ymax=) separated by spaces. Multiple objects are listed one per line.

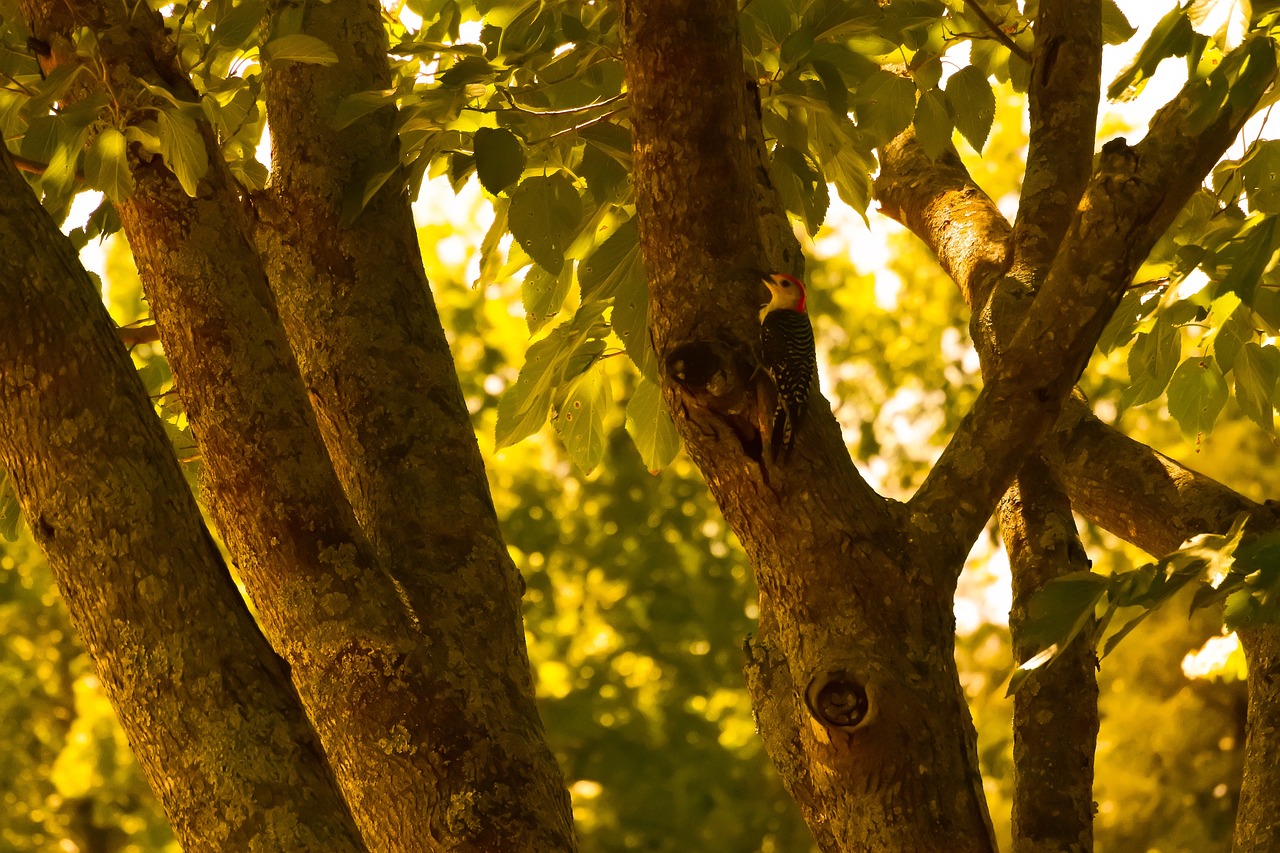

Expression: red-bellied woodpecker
xmin=759 ymin=273 xmax=816 ymax=459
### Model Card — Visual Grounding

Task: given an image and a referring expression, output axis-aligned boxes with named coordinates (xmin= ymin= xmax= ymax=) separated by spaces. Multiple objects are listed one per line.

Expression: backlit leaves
xmin=84 ymin=127 xmax=134 ymax=202
xmin=508 ymin=173 xmax=583 ymax=275
xmin=1168 ymin=357 xmax=1229 ymax=439
xmin=945 ymin=66 xmax=995 ymax=153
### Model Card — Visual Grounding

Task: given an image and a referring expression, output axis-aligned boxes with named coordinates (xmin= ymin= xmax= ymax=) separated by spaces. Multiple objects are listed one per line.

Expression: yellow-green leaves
xmin=262 ymin=34 xmax=339 ymax=67
xmin=945 ymin=66 xmax=995 ymax=154
xmin=84 ymin=128 xmax=134 ymax=202
xmin=508 ymin=173 xmax=583 ymax=275
xmin=157 ymin=109 xmax=210 ymax=198
xmin=473 ymin=127 xmax=525 ymax=196
xmin=625 ymin=380 xmax=679 ymax=473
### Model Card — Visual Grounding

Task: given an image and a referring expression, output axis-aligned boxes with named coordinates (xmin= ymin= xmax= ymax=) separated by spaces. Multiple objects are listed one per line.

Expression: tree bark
xmin=622 ymin=0 xmax=995 ymax=847
xmin=253 ymin=0 xmax=575 ymax=846
xmin=996 ymin=6 xmax=1101 ymax=847
xmin=0 ymin=145 xmax=365 ymax=851
xmin=21 ymin=1 xmax=572 ymax=847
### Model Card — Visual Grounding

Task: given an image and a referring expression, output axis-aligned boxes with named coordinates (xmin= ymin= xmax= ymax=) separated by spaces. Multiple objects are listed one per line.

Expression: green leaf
xmin=473 ymin=126 xmax=525 ymax=195
xmin=84 ymin=127 xmax=134 ymax=202
xmin=496 ymin=302 xmax=609 ymax=448
xmin=263 ymin=34 xmax=340 ymax=66
xmin=579 ymin=218 xmax=640 ymax=301
xmin=1188 ymin=0 xmax=1252 ymax=51
xmin=339 ymin=146 xmax=399 ymax=225
xmin=1101 ymin=0 xmax=1138 ymax=45
xmin=768 ymin=144 xmax=829 ymax=234
xmin=1218 ymin=216 xmax=1279 ymax=304
xmin=1234 ymin=342 xmax=1280 ymax=430
xmin=578 ymin=122 xmax=632 ymax=169
xmin=1120 ymin=318 xmax=1181 ymax=410
xmin=522 ymin=264 xmax=572 ymax=333
xmin=810 ymin=59 xmax=848 ymax=117
xmin=808 ymin=108 xmax=874 ymax=216
xmin=157 ymin=108 xmax=209 ymax=197
xmin=1167 ymin=356 xmax=1229 ymax=438
xmin=1108 ymin=7 xmax=1194 ymax=100
xmin=912 ymin=88 xmax=952 ymax=160
xmin=333 ymin=90 xmax=398 ymax=130
xmin=553 ymin=362 xmax=610 ymax=473
xmin=945 ymin=66 xmax=995 ymax=153
xmin=0 ymin=471 xmax=21 ymax=542
xmin=1214 ymin=303 xmax=1255 ymax=372
xmin=1007 ymin=571 xmax=1109 ymax=696
xmin=626 ymin=379 xmax=680 ymax=472
xmin=612 ymin=262 xmax=656 ymax=383
xmin=1241 ymin=140 xmax=1280 ymax=214
xmin=209 ymin=0 xmax=265 ymax=50
xmin=853 ymin=70 xmax=915 ymax=146
xmin=508 ymin=172 xmax=583 ymax=275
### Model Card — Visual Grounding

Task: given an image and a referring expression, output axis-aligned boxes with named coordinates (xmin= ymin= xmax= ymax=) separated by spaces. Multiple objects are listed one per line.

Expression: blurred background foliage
xmin=3 ymin=1 xmax=1277 ymax=851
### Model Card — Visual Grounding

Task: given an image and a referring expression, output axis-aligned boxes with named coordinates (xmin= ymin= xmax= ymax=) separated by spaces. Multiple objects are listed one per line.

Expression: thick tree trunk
xmin=253 ymin=0 xmax=575 ymax=846
xmin=621 ymin=0 xmax=995 ymax=848
xmin=0 ymin=146 xmax=365 ymax=851
xmin=22 ymin=1 xmax=573 ymax=847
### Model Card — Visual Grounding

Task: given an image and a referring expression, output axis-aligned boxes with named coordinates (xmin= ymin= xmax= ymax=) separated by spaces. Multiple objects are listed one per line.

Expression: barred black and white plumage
xmin=759 ymin=274 xmax=816 ymax=460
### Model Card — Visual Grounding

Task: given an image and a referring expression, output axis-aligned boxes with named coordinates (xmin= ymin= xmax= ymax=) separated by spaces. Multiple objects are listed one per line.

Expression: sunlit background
xmin=2 ymin=1 xmax=1272 ymax=850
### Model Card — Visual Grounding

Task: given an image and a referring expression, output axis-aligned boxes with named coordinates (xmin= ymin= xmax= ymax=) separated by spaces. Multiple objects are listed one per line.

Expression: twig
xmin=476 ymin=89 xmax=625 ymax=117
xmin=963 ymin=0 xmax=1032 ymax=63
xmin=527 ymin=105 xmax=627 ymax=144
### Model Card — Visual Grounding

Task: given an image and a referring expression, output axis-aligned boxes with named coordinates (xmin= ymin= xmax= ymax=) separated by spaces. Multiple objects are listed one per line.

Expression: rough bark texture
xmin=1235 ymin=626 xmax=1280 ymax=851
xmin=21 ymin=2 xmax=570 ymax=848
xmin=253 ymin=0 xmax=575 ymax=846
xmin=996 ymin=6 xmax=1101 ymax=848
xmin=1000 ymin=460 xmax=1097 ymax=853
xmin=0 ymin=146 xmax=365 ymax=851
xmin=622 ymin=0 xmax=995 ymax=848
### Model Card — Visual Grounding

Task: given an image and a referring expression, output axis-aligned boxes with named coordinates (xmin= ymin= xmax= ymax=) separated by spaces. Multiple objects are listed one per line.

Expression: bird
xmin=758 ymin=272 xmax=816 ymax=460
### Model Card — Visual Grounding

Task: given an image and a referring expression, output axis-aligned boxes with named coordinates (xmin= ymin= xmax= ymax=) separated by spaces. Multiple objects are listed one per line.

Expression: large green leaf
xmin=768 ymin=144 xmax=829 ymax=234
xmin=1120 ymin=318 xmax=1181 ymax=411
xmin=553 ymin=362 xmax=611 ymax=473
xmin=496 ymin=302 xmax=608 ymax=448
xmin=579 ymin=218 xmax=641 ymax=302
xmin=522 ymin=264 xmax=572 ymax=333
xmin=853 ymin=70 xmax=915 ymax=146
xmin=1233 ymin=342 xmax=1280 ymax=430
xmin=263 ymin=34 xmax=339 ymax=66
xmin=1167 ymin=356 xmax=1229 ymax=438
xmin=1241 ymin=140 xmax=1280 ymax=214
xmin=84 ymin=127 xmax=134 ymax=202
xmin=1108 ymin=6 xmax=1195 ymax=100
xmin=1217 ymin=216 xmax=1279 ymax=304
xmin=912 ymin=87 xmax=953 ymax=160
xmin=508 ymin=172 xmax=583 ymax=274
xmin=1007 ymin=571 xmax=1109 ymax=696
xmin=157 ymin=108 xmax=210 ymax=197
xmin=808 ymin=108 xmax=874 ymax=215
xmin=474 ymin=126 xmax=525 ymax=195
xmin=625 ymin=379 xmax=680 ymax=472
xmin=945 ymin=66 xmax=995 ymax=153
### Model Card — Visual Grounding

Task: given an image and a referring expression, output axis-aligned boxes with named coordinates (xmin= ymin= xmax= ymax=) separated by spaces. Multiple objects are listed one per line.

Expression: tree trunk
xmin=621 ymin=0 xmax=995 ymax=847
xmin=0 ymin=145 xmax=365 ymax=851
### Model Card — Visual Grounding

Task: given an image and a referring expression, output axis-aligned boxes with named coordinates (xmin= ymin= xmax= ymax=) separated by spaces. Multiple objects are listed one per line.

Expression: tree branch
xmin=908 ymin=36 xmax=1278 ymax=566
